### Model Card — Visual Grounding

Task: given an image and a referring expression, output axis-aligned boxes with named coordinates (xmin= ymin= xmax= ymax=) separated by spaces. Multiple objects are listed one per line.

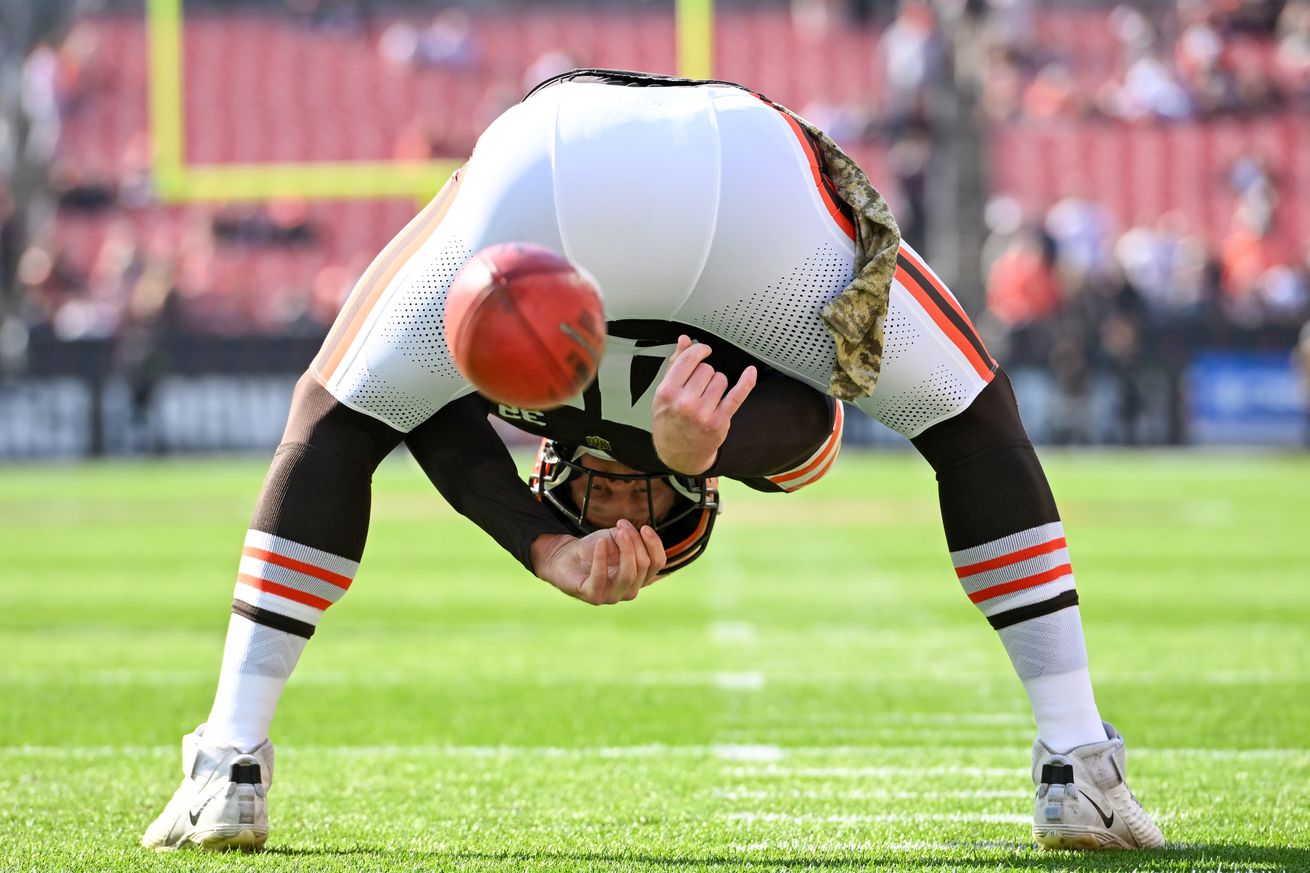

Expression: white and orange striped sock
xmin=205 ymin=530 xmax=358 ymax=751
xmin=951 ymin=521 xmax=1106 ymax=752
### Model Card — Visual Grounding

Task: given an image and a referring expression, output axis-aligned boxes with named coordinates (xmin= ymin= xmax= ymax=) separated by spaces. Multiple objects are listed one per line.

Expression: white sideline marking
xmin=724 ymin=812 xmax=1031 ymax=825
xmin=873 ymin=713 xmax=1030 ymax=725
xmin=1134 ymin=747 xmax=1310 ymax=761
xmin=728 ymin=765 xmax=1017 ymax=779
xmin=625 ymin=672 xmax=766 ymax=688
xmin=9 ymin=667 xmax=1302 ymax=686
xmin=5 ymin=743 xmax=787 ymax=761
xmin=716 ymin=787 xmax=1029 ymax=801
xmin=3 ymin=670 xmax=794 ymax=689
xmin=714 ymin=672 xmax=765 ymax=691
xmin=1098 ymin=669 xmax=1308 ymax=686
xmin=739 ymin=712 xmax=1029 ymax=727
xmin=712 ymin=745 xmax=785 ymax=762
xmin=714 ymin=727 xmax=1026 ymax=741
xmin=709 ymin=621 xmax=757 ymax=644
xmin=8 ymin=744 xmax=1308 ymax=762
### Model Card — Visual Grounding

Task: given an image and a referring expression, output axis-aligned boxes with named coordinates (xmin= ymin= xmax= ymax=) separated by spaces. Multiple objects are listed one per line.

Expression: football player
xmin=143 ymin=70 xmax=1162 ymax=854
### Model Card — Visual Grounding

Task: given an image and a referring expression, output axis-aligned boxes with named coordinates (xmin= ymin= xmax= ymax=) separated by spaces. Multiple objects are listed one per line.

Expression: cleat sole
xmin=1034 ymin=825 xmax=1131 ymax=851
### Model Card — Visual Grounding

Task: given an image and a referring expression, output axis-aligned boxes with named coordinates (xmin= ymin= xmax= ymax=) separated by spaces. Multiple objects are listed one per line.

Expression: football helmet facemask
xmin=529 ymin=439 xmax=719 ymax=574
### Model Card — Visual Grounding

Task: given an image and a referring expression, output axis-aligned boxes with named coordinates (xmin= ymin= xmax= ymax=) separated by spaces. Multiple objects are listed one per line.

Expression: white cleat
xmin=142 ymin=725 xmax=273 ymax=852
xmin=1031 ymin=722 xmax=1164 ymax=851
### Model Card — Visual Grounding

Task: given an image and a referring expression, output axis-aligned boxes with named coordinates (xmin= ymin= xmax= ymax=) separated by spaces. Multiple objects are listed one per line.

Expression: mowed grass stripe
xmin=2 ymin=453 xmax=1308 ymax=871
xmin=8 ymin=744 xmax=1310 ymax=761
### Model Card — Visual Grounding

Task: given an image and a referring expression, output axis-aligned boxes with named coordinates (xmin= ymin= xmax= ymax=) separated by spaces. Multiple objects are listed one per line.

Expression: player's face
xmin=568 ymin=455 xmax=679 ymax=530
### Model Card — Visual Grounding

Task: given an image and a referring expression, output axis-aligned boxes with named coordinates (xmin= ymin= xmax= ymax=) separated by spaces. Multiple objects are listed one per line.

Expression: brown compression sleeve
xmin=249 ymin=372 xmax=406 ymax=562
xmin=405 ymin=394 xmax=574 ymax=572
xmin=910 ymin=369 xmax=1061 ymax=551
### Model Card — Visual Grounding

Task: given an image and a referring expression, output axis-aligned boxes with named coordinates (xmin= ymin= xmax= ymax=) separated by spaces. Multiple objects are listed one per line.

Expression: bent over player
xmin=144 ymin=70 xmax=1163 ymax=854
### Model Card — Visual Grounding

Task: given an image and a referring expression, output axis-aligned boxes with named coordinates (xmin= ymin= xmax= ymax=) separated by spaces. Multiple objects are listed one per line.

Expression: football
xmin=444 ymin=242 xmax=607 ymax=409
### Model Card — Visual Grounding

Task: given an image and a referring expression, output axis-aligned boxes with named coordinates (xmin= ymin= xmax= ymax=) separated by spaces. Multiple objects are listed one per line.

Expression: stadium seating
xmin=45 ymin=6 xmax=1304 ymax=335
xmin=990 ymin=115 xmax=1310 ymax=247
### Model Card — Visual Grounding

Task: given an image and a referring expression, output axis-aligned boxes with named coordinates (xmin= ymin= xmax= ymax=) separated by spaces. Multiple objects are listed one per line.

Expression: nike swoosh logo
xmin=188 ymin=795 xmax=212 ymax=827
xmin=1078 ymin=789 xmax=1115 ymax=828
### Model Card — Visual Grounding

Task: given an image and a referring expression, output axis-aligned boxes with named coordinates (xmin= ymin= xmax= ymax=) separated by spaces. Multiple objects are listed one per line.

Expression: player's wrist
xmin=654 ymin=445 xmax=713 ymax=476
xmin=667 ymin=451 xmax=715 ymax=476
xmin=651 ymin=431 xmax=716 ymax=476
xmin=529 ymin=532 xmax=575 ymax=576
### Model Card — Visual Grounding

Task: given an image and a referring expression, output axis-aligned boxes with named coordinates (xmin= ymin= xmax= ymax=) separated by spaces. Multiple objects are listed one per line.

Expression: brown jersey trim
xmin=895 ymin=250 xmax=996 ymax=379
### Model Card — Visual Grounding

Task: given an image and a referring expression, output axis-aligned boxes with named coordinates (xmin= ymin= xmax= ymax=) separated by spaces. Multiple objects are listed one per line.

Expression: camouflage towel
xmin=774 ymin=108 xmax=901 ymax=401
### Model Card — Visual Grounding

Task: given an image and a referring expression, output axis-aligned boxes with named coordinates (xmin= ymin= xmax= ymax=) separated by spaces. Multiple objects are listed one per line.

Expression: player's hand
xmin=530 ymin=521 xmax=666 ymax=605
xmin=651 ymin=335 xmax=757 ymax=476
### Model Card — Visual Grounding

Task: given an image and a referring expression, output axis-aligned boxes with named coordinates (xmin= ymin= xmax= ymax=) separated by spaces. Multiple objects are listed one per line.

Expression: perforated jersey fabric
xmin=698 ymin=244 xmax=849 ymax=390
xmin=378 ymin=238 xmax=472 ymax=378
xmin=881 ymin=306 xmax=919 ymax=366
xmin=862 ymin=300 xmax=974 ymax=438
xmin=866 ymin=363 xmax=971 ymax=437
xmin=849 ymin=274 xmax=992 ymax=438
xmin=333 ymin=367 xmax=435 ymax=432
xmin=316 ymin=80 xmax=990 ymax=440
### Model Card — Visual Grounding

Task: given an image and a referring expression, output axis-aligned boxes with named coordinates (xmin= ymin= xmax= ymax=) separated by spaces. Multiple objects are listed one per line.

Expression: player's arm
xmin=652 ymin=336 xmax=840 ymax=491
xmin=405 ymin=395 xmax=664 ymax=603
xmin=406 ymin=394 xmax=572 ymax=568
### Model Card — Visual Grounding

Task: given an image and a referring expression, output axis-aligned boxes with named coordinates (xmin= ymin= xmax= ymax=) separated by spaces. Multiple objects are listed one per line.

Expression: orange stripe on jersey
xmin=242 ymin=546 xmax=353 ymax=591
xmin=896 ymin=245 xmax=995 ymax=369
xmin=773 ymin=438 xmax=842 ymax=493
xmin=967 ymin=564 xmax=1074 ymax=604
xmin=954 ymin=537 xmax=1068 ymax=578
xmin=802 ymin=441 xmax=841 ymax=487
xmin=768 ymin=402 xmax=844 ymax=489
xmin=313 ymin=168 xmax=465 ymax=385
xmin=665 ymin=508 xmax=711 ymax=562
xmin=899 ymin=246 xmax=995 ymax=368
xmin=756 ymin=98 xmax=856 ymax=242
xmin=237 ymin=573 xmax=334 ymax=611
xmin=901 ymin=247 xmax=974 ymax=330
xmin=894 ymin=263 xmax=995 ymax=381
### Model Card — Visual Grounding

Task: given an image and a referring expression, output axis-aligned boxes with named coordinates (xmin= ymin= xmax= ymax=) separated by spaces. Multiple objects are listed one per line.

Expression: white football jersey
xmin=312 ymin=77 xmax=993 ymax=438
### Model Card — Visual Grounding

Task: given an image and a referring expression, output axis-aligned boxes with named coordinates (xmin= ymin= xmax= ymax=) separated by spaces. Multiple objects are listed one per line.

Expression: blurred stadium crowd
xmin=1 ymin=0 xmax=1307 ymax=451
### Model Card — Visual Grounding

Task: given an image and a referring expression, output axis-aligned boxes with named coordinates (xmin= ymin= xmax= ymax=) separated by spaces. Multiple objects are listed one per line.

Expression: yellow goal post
xmin=145 ymin=0 xmax=714 ymax=204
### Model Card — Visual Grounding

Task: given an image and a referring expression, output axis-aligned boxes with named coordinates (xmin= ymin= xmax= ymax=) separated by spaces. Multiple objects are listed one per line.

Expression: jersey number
xmin=498 ymin=404 xmax=546 ymax=426
xmin=565 ymin=338 xmax=678 ymax=431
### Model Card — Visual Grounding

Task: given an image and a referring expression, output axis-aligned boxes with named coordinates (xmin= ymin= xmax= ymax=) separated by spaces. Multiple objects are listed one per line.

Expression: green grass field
xmin=2 ymin=451 xmax=1309 ymax=872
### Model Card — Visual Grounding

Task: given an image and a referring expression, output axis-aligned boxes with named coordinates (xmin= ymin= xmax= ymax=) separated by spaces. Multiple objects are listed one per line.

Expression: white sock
xmin=1024 ymin=666 xmax=1106 ymax=752
xmin=205 ymin=613 xmax=307 ymax=751
xmin=951 ymin=523 xmax=1106 ymax=752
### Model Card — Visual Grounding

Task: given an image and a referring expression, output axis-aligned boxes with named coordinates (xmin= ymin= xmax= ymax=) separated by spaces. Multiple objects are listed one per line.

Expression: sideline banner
xmin=1187 ymin=351 xmax=1306 ymax=446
